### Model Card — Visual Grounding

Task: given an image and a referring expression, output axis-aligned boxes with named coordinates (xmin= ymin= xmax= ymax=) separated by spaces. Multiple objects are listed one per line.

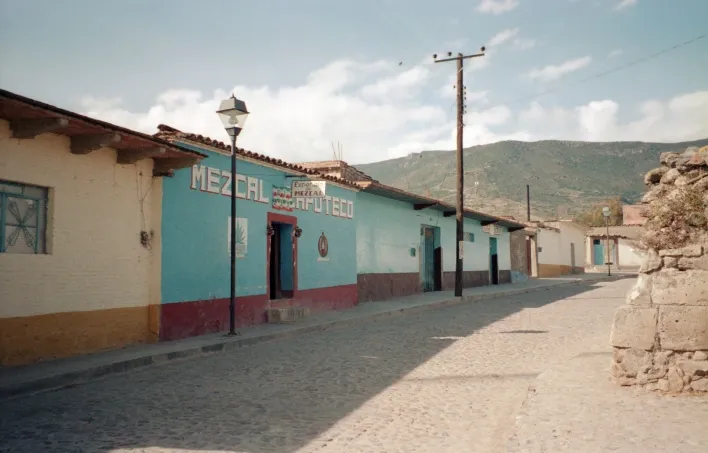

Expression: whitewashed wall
xmin=356 ymin=192 xmax=512 ymax=274
xmin=536 ymin=228 xmax=562 ymax=266
xmin=619 ymin=239 xmax=646 ymax=267
xmin=558 ymin=223 xmax=587 ymax=267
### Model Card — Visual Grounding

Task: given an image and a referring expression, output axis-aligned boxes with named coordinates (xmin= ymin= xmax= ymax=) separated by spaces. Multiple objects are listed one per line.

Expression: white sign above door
xmin=292 ymin=180 xmax=326 ymax=198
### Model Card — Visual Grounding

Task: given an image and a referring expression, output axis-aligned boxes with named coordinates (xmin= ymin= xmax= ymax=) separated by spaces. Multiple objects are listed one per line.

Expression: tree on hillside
xmin=575 ymin=196 xmax=624 ymax=227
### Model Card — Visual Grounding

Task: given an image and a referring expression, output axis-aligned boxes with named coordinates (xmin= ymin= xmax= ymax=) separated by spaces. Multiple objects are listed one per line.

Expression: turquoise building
xmin=156 ymin=126 xmax=359 ymax=340
xmin=294 ymin=161 xmax=526 ymax=303
xmin=155 ymin=126 xmax=525 ymax=341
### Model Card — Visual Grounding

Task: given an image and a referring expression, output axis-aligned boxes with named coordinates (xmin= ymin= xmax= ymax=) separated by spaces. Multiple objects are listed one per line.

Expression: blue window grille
xmin=464 ymin=232 xmax=475 ymax=242
xmin=0 ymin=180 xmax=49 ymax=254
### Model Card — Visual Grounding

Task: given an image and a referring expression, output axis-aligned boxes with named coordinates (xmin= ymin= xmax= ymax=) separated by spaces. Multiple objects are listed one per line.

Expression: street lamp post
xmin=217 ymin=94 xmax=250 ymax=336
xmin=602 ymin=206 xmax=612 ymax=277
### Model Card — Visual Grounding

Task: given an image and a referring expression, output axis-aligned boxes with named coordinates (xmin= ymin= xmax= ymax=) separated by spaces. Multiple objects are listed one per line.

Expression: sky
xmin=1 ymin=0 xmax=707 ymax=164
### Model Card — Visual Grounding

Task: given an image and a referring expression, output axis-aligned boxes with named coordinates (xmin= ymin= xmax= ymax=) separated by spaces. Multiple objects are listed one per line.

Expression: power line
xmin=500 ymin=33 xmax=707 ymax=107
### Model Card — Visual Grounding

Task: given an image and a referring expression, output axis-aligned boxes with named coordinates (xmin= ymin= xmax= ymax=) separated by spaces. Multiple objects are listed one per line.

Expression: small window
xmin=0 ymin=181 xmax=49 ymax=254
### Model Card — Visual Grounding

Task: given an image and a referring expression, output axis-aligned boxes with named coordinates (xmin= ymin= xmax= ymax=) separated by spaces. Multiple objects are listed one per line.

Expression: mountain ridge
xmin=354 ymin=138 xmax=708 ymax=219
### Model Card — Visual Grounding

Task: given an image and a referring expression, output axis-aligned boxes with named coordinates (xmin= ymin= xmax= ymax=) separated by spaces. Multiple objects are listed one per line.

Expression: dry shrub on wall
xmin=642 ymin=185 xmax=707 ymax=250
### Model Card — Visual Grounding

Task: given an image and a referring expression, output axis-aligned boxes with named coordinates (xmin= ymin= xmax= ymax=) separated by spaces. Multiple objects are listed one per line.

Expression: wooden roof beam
xmin=481 ymin=220 xmax=499 ymax=226
xmin=152 ymin=157 xmax=200 ymax=176
xmin=117 ymin=147 xmax=166 ymax=165
xmin=414 ymin=203 xmax=436 ymax=210
xmin=71 ymin=133 xmax=121 ymax=155
xmin=443 ymin=211 xmax=456 ymax=217
xmin=10 ymin=117 xmax=69 ymax=139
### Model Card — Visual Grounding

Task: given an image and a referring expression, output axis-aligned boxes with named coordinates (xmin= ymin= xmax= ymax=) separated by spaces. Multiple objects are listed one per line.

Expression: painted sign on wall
xmin=272 ymin=186 xmax=294 ymax=212
xmin=292 ymin=180 xmax=326 ymax=198
xmin=190 ymin=165 xmax=269 ymax=204
xmin=227 ymin=217 xmax=248 ymax=258
xmin=191 ymin=164 xmax=354 ymax=219
xmin=295 ymin=196 xmax=355 ymax=219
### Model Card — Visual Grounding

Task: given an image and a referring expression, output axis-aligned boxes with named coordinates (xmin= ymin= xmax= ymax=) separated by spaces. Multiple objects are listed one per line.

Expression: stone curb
xmin=0 ymin=275 xmax=626 ymax=401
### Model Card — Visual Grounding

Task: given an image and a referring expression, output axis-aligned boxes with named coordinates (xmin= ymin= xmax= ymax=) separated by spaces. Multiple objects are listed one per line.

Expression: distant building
xmin=586 ymin=225 xmax=645 ymax=271
xmin=622 ymin=204 xmax=647 ymax=226
xmin=585 ymin=204 xmax=647 ymax=271
xmin=528 ymin=220 xmax=588 ymax=277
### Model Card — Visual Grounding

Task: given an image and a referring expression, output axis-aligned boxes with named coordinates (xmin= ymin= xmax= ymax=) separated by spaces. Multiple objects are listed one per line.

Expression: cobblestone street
xmin=0 ymin=279 xmax=630 ymax=453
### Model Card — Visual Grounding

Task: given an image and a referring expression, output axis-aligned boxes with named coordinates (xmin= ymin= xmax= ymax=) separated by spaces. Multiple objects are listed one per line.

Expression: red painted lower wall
xmin=159 ymin=284 xmax=358 ymax=341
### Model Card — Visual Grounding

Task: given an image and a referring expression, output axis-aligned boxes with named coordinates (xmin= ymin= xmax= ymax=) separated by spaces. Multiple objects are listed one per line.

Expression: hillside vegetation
xmin=354 ymin=138 xmax=708 ymax=219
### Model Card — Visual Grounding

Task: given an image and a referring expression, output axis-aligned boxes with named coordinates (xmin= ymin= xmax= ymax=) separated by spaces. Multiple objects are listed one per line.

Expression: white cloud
xmin=527 ymin=56 xmax=592 ymax=81
xmin=467 ymin=90 xmax=490 ymax=104
xmin=518 ymin=91 xmax=708 ymax=142
xmin=488 ymin=28 xmax=519 ymax=47
xmin=613 ymin=0 xmax=637 ymax=11
xmin=607 ymin=48 xmax=623 ymax=58
xmin=79 ymin=59 xmax=708 ymax=165
xmin=360 ymin=66 xmax=430 ymax=101
xmin=487 ymin=28 xmax=535 ymax=52
xmin=476 ymin=0 xmax=520 ymax=14
xmin=512 ymin=38 xmax=537 ymax=50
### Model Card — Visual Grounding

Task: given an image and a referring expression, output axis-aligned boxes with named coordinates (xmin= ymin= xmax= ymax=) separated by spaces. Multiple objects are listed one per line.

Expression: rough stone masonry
xmin=610 ymin=145 xmax=708 ymax=393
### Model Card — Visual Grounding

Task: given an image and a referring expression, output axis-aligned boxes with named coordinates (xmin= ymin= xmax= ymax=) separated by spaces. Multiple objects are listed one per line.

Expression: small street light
xmin=217 ymin=94 xmax=250 ymax=336
xmin=602 ymin=206 xmax=612 ymax=277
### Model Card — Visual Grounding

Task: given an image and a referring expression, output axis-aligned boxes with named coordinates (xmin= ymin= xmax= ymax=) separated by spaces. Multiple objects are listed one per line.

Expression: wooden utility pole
xmin=434 ymin=48 xmax=485 ymax=297
xmin=526 ymin=184 xmax=531 ymax=222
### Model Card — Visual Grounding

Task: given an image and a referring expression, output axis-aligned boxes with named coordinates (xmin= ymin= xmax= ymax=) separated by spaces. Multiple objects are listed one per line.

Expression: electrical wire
xmin=499 ymin=33 xmax=707 ymax=107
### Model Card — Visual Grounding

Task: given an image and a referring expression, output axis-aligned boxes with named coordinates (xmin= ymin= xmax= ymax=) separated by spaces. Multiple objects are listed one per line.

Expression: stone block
xmin=690 ymin=378 xmax=708 ymax=392
xmin=659 ymin=152 xmax=680 ymax=168
xmin=676 ymin=360 xmax=708 ymax=377
xmin=693 ymin=351 xmax=708 ymax=361
xmin=659 ymin=245 xmax=703 ymax=257
xmin=625 ymin=274 xmax=652 ymax=306
xmin=651 ymin=269 xmax=708 ymax=306
xmin=660 ymin=168 xmax=681 ymax=184
xmin=656 ymin=378 xmax=670 ymax=392
xmin=639 ymin=250 xmax=662 ymax=273
xmin=694 ymin=175 xmax=708 ymax=192
xmin=654 ymin=350 xmax=674 ymax=366
xmin=644 ymin=167 xmax=667 ymax=185
xmin=609 ymin=307 xmax=658 ymax=350
xmin=618 ymin=348 xmax=652 ymax=377
xmin=667 ymin=367 xmax=684 ymax=392
xmin=663 ymin=257 xmax=679 ymax=268
xmin=677 ymin=254 xmax=708 ymax=271
xmin=658 ymin=306 xmax=708 ymax=350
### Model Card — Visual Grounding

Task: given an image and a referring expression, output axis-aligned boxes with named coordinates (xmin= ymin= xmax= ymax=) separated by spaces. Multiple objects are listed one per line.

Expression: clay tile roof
xmin=154 ymin=124 xmax=360 ymax=189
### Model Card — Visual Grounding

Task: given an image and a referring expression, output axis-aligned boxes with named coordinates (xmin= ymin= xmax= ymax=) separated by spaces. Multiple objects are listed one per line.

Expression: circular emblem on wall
xmin=318 ymin=232 xmax=329 ymax=258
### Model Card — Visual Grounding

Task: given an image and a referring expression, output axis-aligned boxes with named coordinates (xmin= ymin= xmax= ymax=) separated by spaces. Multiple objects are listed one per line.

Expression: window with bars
xmin=0 ymin=180 xmax=49 ymax=254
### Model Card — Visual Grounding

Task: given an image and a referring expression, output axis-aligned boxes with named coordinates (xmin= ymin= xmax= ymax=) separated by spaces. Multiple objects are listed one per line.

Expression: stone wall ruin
xmin=610 ymin=145 xmax=708 ymax=393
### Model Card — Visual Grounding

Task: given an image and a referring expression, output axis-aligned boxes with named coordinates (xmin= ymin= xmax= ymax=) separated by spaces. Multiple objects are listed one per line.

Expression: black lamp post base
xmin=225 ymin=331 xmax=242 ymax=337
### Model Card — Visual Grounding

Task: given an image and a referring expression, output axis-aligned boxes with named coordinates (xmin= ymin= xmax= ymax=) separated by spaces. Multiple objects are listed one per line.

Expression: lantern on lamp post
xmin=217 ymin=94 xmax=250 ymax=336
